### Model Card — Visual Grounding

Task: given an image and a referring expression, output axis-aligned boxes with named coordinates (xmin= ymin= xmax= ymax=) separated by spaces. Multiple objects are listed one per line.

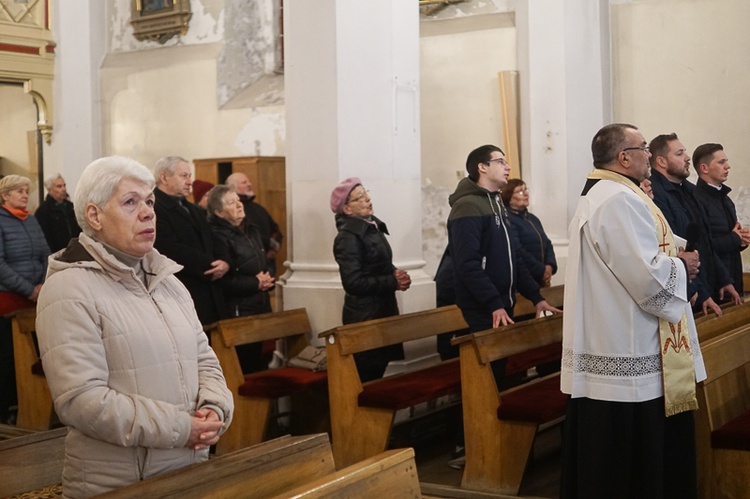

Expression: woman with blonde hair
xmin=0 ymin=174 xmax=49 ymax=423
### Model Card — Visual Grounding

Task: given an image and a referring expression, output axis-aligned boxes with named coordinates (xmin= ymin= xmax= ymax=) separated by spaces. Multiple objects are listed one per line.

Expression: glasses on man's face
xmin=487 ymin=157 xmax=509 ymax=166
xmin=348 ymin=190 xmax=370 ymax=204
xmin=622 ymin=145 xmax=650 ymax=153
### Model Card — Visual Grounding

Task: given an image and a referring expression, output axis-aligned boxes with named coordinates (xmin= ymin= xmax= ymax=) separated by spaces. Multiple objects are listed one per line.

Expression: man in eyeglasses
xmin=561 ymin=123 xmax=704 ymax=498
xmin=446 ymin=144 xmax=560 ymax=343
xmin=692 ymin=142 xmax=750 ymax=297
xmin=648 ymin=133 xmax=740 ymax=314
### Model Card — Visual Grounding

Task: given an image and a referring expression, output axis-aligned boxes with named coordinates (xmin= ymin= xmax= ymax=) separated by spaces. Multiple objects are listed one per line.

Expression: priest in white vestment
xmin=560 ymin=123 xmax=705 ymax=498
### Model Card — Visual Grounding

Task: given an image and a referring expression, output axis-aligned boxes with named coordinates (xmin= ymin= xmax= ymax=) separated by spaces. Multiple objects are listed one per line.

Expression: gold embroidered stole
xmin=587 ymin=169 xmax=698 ymax=416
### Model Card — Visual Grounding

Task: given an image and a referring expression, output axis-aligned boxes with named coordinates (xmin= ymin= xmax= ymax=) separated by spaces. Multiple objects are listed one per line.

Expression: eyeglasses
xmin=514 ymin=188 xmax=529 ymax=195
xmin=348 ymin=190 xmax=370 ymax=203
xmin=622 ymin=145 xmax=650 ymax=153
xmin=487 ymin=157 xmax=509 ymax=166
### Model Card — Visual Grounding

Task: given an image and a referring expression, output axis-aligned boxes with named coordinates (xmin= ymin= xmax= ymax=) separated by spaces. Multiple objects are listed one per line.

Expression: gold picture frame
xmin=131 ymin=0 xmax=192 ymax=44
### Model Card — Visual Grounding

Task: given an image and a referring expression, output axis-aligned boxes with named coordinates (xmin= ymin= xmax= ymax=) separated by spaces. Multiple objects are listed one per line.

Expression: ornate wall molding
xmin=0 ymin=0 xmax=55 ymax=143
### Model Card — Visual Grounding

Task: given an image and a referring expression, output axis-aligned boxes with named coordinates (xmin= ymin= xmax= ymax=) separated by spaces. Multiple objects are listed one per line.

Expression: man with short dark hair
xmin=561 ymin=123 xmax=704 ymax=498
xmin=692 ymin=143 xmax=750 ymax=296
xmin=35 ymin=173 xmax=82 ymax=252
xmin=153 ymin=156 xmax=230 ymax=325
xmin=648 ymin=134 xmax=739 ymax=312
xmin=447 ymin=144 xmax=559 ymax=334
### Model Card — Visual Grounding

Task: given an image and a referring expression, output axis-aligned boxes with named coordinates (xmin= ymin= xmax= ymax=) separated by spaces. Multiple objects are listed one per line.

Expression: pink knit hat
xmin=330 ymin=177 xmax=362 ymax=215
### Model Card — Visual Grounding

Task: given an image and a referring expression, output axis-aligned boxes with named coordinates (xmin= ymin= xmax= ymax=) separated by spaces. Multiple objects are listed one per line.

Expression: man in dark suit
xmin=153 ymin=156 xmax=229 ymax=325
xmin=35 ymin=174 xmax=82 ymax=252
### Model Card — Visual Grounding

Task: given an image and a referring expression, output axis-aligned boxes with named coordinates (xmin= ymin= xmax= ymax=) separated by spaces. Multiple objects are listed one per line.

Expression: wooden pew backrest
xmin=205 ymin=308 xmax=326 ymax=454
xmin=694 ymin=324 xmax=750 ymax=498
xmin=271 ymin=448 xmax=421 ymax=499
xmin=98 ymin=433 xmax=336 ymax=499
xmin=0 ymin=426 xmax=67 ymax=497
xmin=695 ymin=301 xmax=750 ymax=343
xmin=319 ymin=305 xmax=468 ymax=356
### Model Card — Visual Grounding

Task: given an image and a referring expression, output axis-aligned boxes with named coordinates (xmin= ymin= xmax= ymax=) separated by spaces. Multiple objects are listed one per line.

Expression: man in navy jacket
xmin=447 ymin=144 xmax=560 ymax=334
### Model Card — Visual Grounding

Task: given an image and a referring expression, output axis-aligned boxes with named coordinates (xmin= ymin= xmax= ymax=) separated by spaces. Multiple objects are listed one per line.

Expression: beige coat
xmin=37 ymin=234 xmax=233 ymax=498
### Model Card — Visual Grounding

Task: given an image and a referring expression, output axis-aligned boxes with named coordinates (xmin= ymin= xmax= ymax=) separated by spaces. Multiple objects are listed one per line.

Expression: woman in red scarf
xmin=0 ymin=175 xmax=50 ymax=424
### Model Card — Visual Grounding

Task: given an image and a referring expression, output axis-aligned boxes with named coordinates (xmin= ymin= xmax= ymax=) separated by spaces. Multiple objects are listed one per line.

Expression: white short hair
xmin=75 ymin=156 xmax=155 ymax=236
xmin=43 ymin=173 xmax=64 ymax=190
xmin=154 ymin=156 xmax=189 ymax=182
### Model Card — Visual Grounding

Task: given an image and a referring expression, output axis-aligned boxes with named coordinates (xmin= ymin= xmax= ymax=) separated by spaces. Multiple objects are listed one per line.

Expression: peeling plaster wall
xmin=217 ymin=0 xmax=282 ymax=108
xmin=419 ymin=8 xmax=517 ymax=277
xmin=102 ymin=0 xmax=286 ymax=168
xmin=109 ymin=0 xmax=224 ymax=52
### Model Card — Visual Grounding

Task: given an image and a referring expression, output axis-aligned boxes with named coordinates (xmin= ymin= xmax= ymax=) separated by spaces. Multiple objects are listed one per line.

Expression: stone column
xmin=46 ymin=0 xmax=106 ymax=189
xmin=282 ymin=0 xmax=435 ymax=362
xmin=515 ymin=0 xmax=611 ymax=284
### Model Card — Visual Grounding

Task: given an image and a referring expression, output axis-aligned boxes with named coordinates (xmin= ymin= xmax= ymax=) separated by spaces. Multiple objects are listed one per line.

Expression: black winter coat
xmin=153 ymin=188 xmax=229 ymax=324
xmin=506 ymin=207 xmax=557 ymax=284
xmin=333 ymin=215 xmax=399 ymax=325
xmin=692 ymin=178 xmax=746 ymax=294
xmin=210 ymin=217 xmax=272 ymax=317
xmin=34 ymin=195 xmax=82 ymax=253
xmin=650 ymin=170 xmax=732 ymax=303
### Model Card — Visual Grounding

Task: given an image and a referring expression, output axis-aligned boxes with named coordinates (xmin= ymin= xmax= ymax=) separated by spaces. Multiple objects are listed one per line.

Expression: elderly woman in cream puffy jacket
xmin=36 ymin=157 xmax=233 ymax=498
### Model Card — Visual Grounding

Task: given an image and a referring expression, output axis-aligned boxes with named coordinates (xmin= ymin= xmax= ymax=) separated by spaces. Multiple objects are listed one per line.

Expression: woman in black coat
xmin=330 ymin=177 xmax=411 ymax=381
xmin=500 ymin=179 xmax=557 ymax=287
xmin=208 ymin=185 xmax=275 ymax=373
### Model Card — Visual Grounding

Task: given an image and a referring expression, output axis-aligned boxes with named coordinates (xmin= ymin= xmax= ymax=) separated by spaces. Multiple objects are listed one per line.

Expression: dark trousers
xmin=561 ymin=396 xmax=697 ymax=499
xmin=0 ymin=317 xmax=17 ymax=420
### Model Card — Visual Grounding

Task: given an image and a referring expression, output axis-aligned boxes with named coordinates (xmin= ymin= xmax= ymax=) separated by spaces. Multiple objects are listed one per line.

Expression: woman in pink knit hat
xmin=330 ymin=177 xmax=411 ymax=381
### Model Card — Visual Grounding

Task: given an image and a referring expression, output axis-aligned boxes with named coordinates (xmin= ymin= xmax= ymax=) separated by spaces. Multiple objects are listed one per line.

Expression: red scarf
xmin=2 ymin=204 xmax=29 ymax=221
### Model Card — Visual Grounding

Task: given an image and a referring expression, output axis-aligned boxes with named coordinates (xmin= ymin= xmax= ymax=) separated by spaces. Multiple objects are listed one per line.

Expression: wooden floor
xmin=390 ymin=409 xmax=562 ymax=498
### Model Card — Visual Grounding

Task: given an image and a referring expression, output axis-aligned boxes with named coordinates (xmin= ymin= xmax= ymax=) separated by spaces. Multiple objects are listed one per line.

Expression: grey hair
xmin=206 ymin=184 xmax=233 ymax=222
xmin=154 ymin=156 xmax=189 ymax=183
xmin=225 ymin=172 xmax=246 ymax=191
xmin=43 ymin=173 xmax=64 ymax=190
xmin=0 ymin=175 xmax=31 ymax=197
xmin=74 ymin=156 xmax=155 ymax=236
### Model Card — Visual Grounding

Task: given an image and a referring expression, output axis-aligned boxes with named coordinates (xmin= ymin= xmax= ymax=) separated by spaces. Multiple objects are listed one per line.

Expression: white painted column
xmin=45 ymin=0 xmax=106 ymax=192
xmin=515 ymin=0 xmax=611 ymax=284
xmin=282 ymin=0 xmax=435 ymax=358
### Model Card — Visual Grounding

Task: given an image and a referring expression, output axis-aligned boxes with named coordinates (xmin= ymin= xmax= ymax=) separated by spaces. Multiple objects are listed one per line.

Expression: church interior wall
xmin=419 ymin=15 xmax=517 ymax=276
xmin=611 ymin=0 xmax=750 ymax=270
xmin=10 ymin=0 xmax=747 ymax=278
xmin=0 ymin=84 xmax=41 ymax=211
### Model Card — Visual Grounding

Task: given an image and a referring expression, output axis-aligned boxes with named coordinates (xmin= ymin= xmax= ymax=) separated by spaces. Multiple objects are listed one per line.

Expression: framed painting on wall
xmin=130 ymin=0 xmax=192 ymax=44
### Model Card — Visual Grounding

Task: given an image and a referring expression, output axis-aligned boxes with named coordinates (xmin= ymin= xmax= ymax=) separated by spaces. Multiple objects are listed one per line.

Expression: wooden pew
xmin=0 ymin=426 xmax=67 ymax=497
xmin=513 ymin=284 xmax=564 ymax=319
xmin=694 ymin=324 xmax=750 ymax=499
xmin=451 ymin=314 xmax=567 ymax=496
xmin=98 ymin=433 xmax=338 ymax=499
xmin=10 ymin=307 xmax=56 ymax=430
xmin=319 ymin=305 xmax=469 ymax=469
xmin=0 ymin=422 xmax=37 ymax=440
xmin=206 ymin=308 xmax=328 ymax=455
xmin=270 ymin=448 xmax=421 ymax=498
xmin=694 ymin=300 xmax=750 ymax=343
